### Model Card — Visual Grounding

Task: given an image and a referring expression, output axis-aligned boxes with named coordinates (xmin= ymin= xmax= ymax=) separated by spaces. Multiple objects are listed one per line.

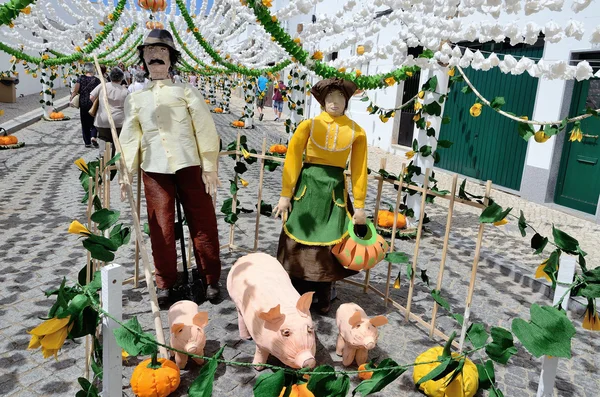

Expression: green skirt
xmin=278 ymin=164 xmax=357 ymax=282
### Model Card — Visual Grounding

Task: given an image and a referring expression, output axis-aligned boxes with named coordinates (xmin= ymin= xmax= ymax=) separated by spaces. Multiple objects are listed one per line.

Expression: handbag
xmin=70 ymin=94 xmax=80 ymax=109
xmin=331 ymin=220 xmax=389 ymax=271
xmin=88 ymin=98 xmax=99 ymax=117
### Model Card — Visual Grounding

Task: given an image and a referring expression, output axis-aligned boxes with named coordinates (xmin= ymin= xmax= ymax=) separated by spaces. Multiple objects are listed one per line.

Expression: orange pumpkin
xmin=138 ymin=0 xmax=166 ymax=12
xmin=332 ymin=220 xmax=388 ymax=271
xmin=358 ymin=363 xmax=375 ymax=380
xmin=130 ymin=356 xmax=180 ymax=397
xmin=377 ymin=210 xmax=406 ymax=229
xmin=232 ymin=120 xmax=244 ymax=127
xmin=146 ymin=21 xmax=164 ymax=29
xmin=214 ymin=107 xmax=223 ymax=113
xmin=278 ymin=383 xmax=314 ymax=397
xmin=269 ymin=144 xmax=287 ymax=154
xmin=0 ymin=130 xmax=18 ymax=145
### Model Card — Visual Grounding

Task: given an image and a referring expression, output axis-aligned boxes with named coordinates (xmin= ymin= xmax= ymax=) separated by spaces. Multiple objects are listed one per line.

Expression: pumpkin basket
xmin=0 ymin=128 xmax=24 ymax=150
xmin=331 ymin=220 xmax=389 ymax=271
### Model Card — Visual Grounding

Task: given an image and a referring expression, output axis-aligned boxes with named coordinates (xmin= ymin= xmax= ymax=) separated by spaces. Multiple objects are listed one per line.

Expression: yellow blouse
xmin=281 ymin=111 xmax=368 ymax=208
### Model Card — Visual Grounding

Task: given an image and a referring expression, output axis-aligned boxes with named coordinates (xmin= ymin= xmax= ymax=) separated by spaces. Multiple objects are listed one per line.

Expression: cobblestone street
xmin=0 ymin=95 xmax=598 ymax=396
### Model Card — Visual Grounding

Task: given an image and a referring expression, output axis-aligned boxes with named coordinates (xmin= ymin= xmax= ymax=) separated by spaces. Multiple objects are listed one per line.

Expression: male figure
xmin=256 ymin=74 xmax=269 ymax=121
xmin=119 ymin=29 xmax=222 ymax=306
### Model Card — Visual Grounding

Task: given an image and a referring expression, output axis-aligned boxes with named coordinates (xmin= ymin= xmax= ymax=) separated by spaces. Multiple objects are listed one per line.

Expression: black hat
xmin=138 ymin=29 xmax=180 ymax=56
xmin=311 ymin=78 xmax=358 ymax=108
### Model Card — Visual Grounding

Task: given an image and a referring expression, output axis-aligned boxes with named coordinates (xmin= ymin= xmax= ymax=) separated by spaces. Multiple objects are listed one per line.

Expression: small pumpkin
xmin=232 ymin=120 xmax=244 ymax=127
xmin=214 ymin=107 xmax=223 ymax=113
xmin=278 ymin=383 xmax=314 ymax=397
xmin=413 ymin=347 xmax=478 ymax=397
xmin=377 ymin=210 xmax=406 ymax=229
xmin=358 ymin=363 xmax=375 ymax=380
xmin=49 ymin=110 xmax=63 ymax=120
xmin=0 ymin=130 xmax=18 ymax=145
xmin=204 ymin=99 xmax=210 ymax=104
xmin=130 ymin=354 xmax=180 ymax=397
xmin=269 ymin=144 xmax=287 ymax=154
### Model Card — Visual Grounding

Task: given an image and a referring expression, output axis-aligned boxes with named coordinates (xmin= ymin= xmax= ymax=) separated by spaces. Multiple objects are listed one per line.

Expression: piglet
xmin=336 ymin=303 xmax=388 ymax=366
xmin=227 ymin=253 xmax=317 ymax=370
xmin=168 ymin=300 xmax=209 ymax=369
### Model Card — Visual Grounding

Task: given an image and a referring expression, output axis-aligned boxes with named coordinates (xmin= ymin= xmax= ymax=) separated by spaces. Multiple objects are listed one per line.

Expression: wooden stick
xmin=229 ymin=133 xmax=241 ymax=247
xmin=84 ymin=176 xmax=93 ymax=380
xmin=384 ymin=165 xmax=406 ymax=307
xmin=364 ymin=158 xmax=386 ymax=293
xmin=253 ymin=137 xmax=267 ymax=251
xmin=429 ymin=174 xmax=458 ymax=337
xmin=458 ymin=180 xmax=492 ymax=353
xmin=105 ymin=143 xmax=111 ymax=211
xmin=93 ymin=165 xmax=100 ymax=271
xmin=134 ymin=166 xmax=142 ymax=288
xmin=405 ymin=168 xmax=431 ymax=321
xmin=93 ymin=56 xmax=168 ymax=359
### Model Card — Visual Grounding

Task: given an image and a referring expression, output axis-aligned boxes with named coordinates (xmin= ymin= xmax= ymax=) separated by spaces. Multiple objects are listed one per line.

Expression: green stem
xmin=147 ymin=350 xmax=162 ymax=369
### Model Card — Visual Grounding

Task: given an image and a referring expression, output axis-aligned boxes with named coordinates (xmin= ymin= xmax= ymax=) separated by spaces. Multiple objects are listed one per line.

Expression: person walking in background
xmin=189 ymin=73 xmax=198 ymax=88
xmin=256 ymin=74 xmax=268 ymax=121
xmin=128 ymin=70 xmax=148 ymax=93
xmin=272 ymin=80 xmax=286 ymax=121
xmin=70 ymin=62 xmax=100 ymax=148
xmin=90 ymin=67 xmax=129 ymax=165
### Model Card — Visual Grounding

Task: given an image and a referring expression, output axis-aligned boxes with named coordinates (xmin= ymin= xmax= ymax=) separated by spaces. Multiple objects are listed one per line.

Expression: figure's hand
xmin=274 ymin=196 xmax=292 ymax=219
xmin=202 ymin=171 xmax=220 ymax=196
xmin=353 ymin=208 xmax=367 ymax=225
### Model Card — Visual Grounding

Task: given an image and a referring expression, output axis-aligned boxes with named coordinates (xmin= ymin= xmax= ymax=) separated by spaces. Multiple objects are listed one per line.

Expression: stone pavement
xmin=0 ymin=95 xmax=598 ymax=397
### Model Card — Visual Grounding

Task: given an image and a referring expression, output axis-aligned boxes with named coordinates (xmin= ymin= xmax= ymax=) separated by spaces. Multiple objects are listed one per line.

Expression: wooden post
xmin=253 ymin=137 xmax=267 ymax=251
xmin=93 ymin=56 xmax=168 ymax=358
xmin=404 ymin=168 xmax=431 ymax=321
xmin=84 ymin=176 xmax=93 ymax=379
xmin=536 ymin=254 xmax=577 ymax=397
xmin=134 ymin=166 xmax=142 ymax=288
xmin=458 ymin=180 xmax=492 ymax=352
xmin=429 ymin=174 xmax=458 ymax=337
xmin=364 ymin=158 xmax=386 ymax=293
xmin=93 ymin=166 xmax=100 ymax=271
xmin=384 ymin=165 xmax=406 ymax=307
xmin=105 ymin=143 xmax=111 ymax=210
xmin=101 ymin=264 xmax=123 ymax=397
xmin=229 ymin=132 xmax=241 ymax=247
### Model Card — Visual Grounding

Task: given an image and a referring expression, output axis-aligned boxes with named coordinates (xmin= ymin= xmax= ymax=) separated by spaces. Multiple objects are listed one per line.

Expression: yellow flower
xmin=367 ymin=106 xmax=373 ymax=113
xmin=384 ymin=76 xmax=396 ymax=86
xmin=412 ymin=114 xmax=421 ymax=122
xmin=470 ymin=103 xmax=482 ymax=117
xmin=9 ymin=56 xmax=16 ymax=63
xmin=193 ymin=27 xmax=199 ymax=33
xmin=8 ymin=23 xmax=14 ymax=28
xmin=338 ymin=67 xmax=346 ymax=73
xmin=0 ymin=110 xmax=4 ymax=117
xmin=187 ymin=28 xmax=191 ymax=33
xmin=418 ymin=90 xmax=425 ymax=99
xmin=99 ymin=21 xmax=105 ymax=26
xmin=534 ymin=130 xmax=550 ymax=143
xmin=379 ymin=114 xmax=390 ymax=123
xmin=414 ymin=102 xmax=422 ymax=111
xmin=21 ymin=6 xmax=31 ymax=14
xmin=262 ymin=0 xmax=272 ymax=6
xmin=123 ymin=27 xmax=129 ymax=33
xmin=122 ymin=349 xmax=130 ymax=361
xmin=493 ymin=218 xmax=508 ymax=226
xmin=271 ymin=15 xmax=277 ymax=22
xmin=240 ymin=0 xmax=247 ymax=5
xmin=583 ymin=301 xmax=600 ymax=331
xmin=242 ymin=148 xmax=251 ymax=159
xmin=405 ymin=151 xmax=415 ymax=159
xmin=271 ymin=36 xmax=276 ymax=41
xmin=534 ymin=260 xmax=552 ymax=282
xmin=68 ymin=220 xmax=91 ymax=236
xmin=107 ymin=13 xmax=113 ymax=20
xmin=569 ymin=126 xmax=583 ymax=142
xmin=448 ymin=68 xmax=455 ymax=77
xmin=355 ymin=69 xmax=362 ymax=76
xmin=393 ymin=277 xmax=400 ymax=289
xmin=293 ymin=38 xmax=301 ymax=44
xmin=406 ymin=71 xmax=413 ymax=77
xmin=74 ymin=157 xmax=88 ymax=173
xmin=426 ymin=121 xmax=431 ymax=128
xmin=75 ymin=46 xmax=82 ymax=52
xmin=240 ymin=178 xmax=249 ymax=187
xmin=311 ymin=51 xmax=324 ymax=61
xmin=28 ymin=316 xmax=73 ymax=359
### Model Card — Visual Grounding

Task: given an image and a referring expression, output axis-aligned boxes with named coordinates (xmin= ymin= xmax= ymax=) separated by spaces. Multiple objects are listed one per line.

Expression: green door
xmin=555 ymin=79 xmax=600 ymax=214
xmin=437 ymin=46 xmax=543 ymax=190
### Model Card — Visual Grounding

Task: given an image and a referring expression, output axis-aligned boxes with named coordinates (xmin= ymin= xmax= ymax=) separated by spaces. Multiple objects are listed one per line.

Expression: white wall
xmin=0 ymin=52 xmax=69 ymax=98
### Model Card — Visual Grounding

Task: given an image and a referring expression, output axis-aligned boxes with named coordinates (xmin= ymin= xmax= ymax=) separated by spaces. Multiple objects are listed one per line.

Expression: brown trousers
xmin=143 ymin=166 xmax=221 ymax=289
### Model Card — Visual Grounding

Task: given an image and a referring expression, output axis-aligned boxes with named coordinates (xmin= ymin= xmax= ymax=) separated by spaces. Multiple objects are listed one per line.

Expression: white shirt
xmin=128 ymin=81 xmax=147 ymax=93
xmin=90 ymin=82 xmax=129 ymax=128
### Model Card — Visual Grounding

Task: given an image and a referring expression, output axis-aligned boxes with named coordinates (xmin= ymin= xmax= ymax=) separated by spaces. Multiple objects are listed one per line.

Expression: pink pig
xmin=227 ymin=253 xmax=317 ymax=370
xmin=336 ymin=303 xmax=388 ymax=366
xmin=168 ymin=300 xmax=209 ymax=369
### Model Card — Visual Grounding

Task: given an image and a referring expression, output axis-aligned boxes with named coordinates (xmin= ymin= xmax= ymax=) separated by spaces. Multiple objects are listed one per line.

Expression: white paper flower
xmin=575 ymin=61 xmax=593 ymax=81
xmin=488 ymin=53 xmax=500 ymax=67
xmin=451 ymin=45 xmax=463 ymax=58
xmin=513 ymin=57 xmax=534 ymax=75
xmin=441 ymin=42 xmax=453 ymax=55
xmin=571 ymin=0 xmax=592 ymax=12
xmin=459 ymin=48 xmax=474 ymax=68
xmin=565 ymin=20 xmax=585 ymax=40
xmin=590 ymin=26 xmax=600 ymax=44
xmin=524 ymin=22 xmax=541 ymax=45
xmin=480 ymin=59 xmax=492 ymax=71
xmin=544 ymin=21 xmax=564 ymax=43
xmin=543 ymin=0 xmax=565 ymax=11
xmin=499 ymin=55 xmax=517 ymax=74
xmin=524 ymin=0 xmax=542 ymax=15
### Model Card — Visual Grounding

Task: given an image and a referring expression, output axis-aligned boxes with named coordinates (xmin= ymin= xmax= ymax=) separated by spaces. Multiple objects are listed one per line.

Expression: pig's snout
xmin=295 ymin=350 xmax=316 ymax=369
xmin=185 ymin=344 xmax=198 ymax=353
xmin=364 ymin=338 xmax=376 ymax=350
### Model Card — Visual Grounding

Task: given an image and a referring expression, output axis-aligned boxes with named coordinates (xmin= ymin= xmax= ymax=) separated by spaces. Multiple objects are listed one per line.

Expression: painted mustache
xmin=149 ymin=59 xmax=165 ymax=65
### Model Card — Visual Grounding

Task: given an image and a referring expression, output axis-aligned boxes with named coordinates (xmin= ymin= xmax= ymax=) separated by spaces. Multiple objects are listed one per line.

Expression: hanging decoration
xmin=138 ymin=0 xmax=166 ymax=13
xmin=283 ymin=66 xmax=309 ymax=135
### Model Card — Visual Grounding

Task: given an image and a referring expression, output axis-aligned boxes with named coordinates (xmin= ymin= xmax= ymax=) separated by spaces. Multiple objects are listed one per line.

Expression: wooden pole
xmin=84 ymin=176 xmax=93 ymax=379
xmin=458 ymin=180 xmax=492 ymax=353
xmin=229 ymin=132 xmax=241 ymax=247
xmin=105 ymin=143 xmax=111 ymax=210
xmin=101 ymin=264 xmax=123 ymax=397
xmin=384 ymin=165 xmax=406 ymax=307
xmin=93 ymin=56 xmax=168 ymax=358
xmin=405 ymin=168 xmax=431 ymax=321
xmin=364 ymin=158 xmax=386 ymax=293
xmin=93 ymin=165 xmax=100 ymax=271
xmin=134 ymin=166 xmax=142 ymax=288
xmin=429 ymin=174 xmax=458 ymax=337
xmin=253 ymin=136 xmax=267 ymax=251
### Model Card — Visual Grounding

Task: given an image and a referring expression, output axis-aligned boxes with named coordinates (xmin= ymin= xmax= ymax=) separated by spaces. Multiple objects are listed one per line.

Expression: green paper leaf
xmin=476 ymin=360 xmax=495 ymax=390
xmin=68 ymin=294 xmax=90 ymax=316
xmin=406 ymin=263 xmax=414 ymax=280
xmin=143 ymin=223 xmax=150 ymax=236
xmin=253 ymin=369 xmax=286 ymax=397
xmin=352 ymin=358 xmax=406 ymax=396
xmin=552 ymin=226 xmax=579 ymax=253
xmin=229 ymin=179 xmax=238 ymax=195
xmin=412 ymin=139 xmax=419 ymax=151
xmin=479 ymin=200 xmax=512 ymax=223
xmin=442 ymin=116 xmax=451 ymax=124
xmin=424 ymin=101 xmax=442 ymax=116
xmin=420 ymin=269 xmax=429 ymax=286
xmin=104 ymin=152 xmax=121 ymax=167
xmin=517 ymin=122 xmax=535 ymax=141
xmin=518 ymin=210 xmax=527 ymax=237
xmin=385 ymin=251 xmax=409 ymax=264
xmin=76 ymin=377 xmax=99 ymax=397
xmin=485 ymin=327 xmax=518 ymax=364
xmin=86 ymin=234 xmax=119 ymax=251
xmin=91 ymin=209 xmax=121 ymax=231
xmin=257 ymin=200 xmax=273 ymax=216
xmin=437 ymin=140 xmax=453 ymax=148
xmin=415 ymin=356 xmax=457 ymax=386
xmin=307 ymin=365 xmax=350 ymax=397
xmin=234 ymin=161 xmax=248 ymax=174
xmin=419 ymin=145 xmax=432 ymax=157
xmin=423 ymin=76 xmax=438 ymax=92
xmin=461 ymin=86 xmax=473 ymax=94
xmin=225 ymin=213 xmax=239 ymax=224
xmin=113 ymin=316 xmax=157 ymax=357
xmin=188 ymin=346 xmax=224 ymax=397
xmin=466 ymin=323 xmax=488 ymax=349
xmin=489 ymin=389 xmax=505 ymax=397
xmin=82 ymin=240 xmax=115 ymax=262
xmin=511 ymin=304 xmax=576 ymax=358
xmin=430 ymin=290 xmax=452 ymax=313
xmin=490 ymin=97 xmax=505 ymax=110
xmin=531 ymin=233 xmax=548 ymax=254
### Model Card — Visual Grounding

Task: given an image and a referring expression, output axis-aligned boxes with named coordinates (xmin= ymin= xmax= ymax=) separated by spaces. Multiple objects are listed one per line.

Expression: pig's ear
xmin=171 ymin=323 xmax=185 ymax=334
xmin=296 ymin=292 xmax=314 ymax=317
xmin=193 ymin=311 xmax=209 ymax=328
xmin=348 ymin=311 xmax=363 ymax=327
xmin=258 ymin=304 xmax=284 ymax=323
xmin=370 ymin=315 xmax=388 ymax=327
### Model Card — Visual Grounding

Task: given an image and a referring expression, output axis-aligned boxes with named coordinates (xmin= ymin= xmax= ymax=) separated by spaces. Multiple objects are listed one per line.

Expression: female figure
xmin=70 ymin=63 xmax=100 ymax=148
xmin=90 ymin=67 xmax=129 ymax=162
xmin=274 ymin=78 xmax=368 ymax=314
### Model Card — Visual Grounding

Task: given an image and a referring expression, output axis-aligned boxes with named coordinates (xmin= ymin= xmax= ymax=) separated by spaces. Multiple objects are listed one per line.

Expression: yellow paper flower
xmin=75 ymin=46 xmax=82 ymax=52
xmin=338 ymin=67 xmax=346 ymax=73
xmin=311 ymin=51 xmax=324 ymax=61
xmin=405 ymin=151 xmax=415 ymax=159
xmin=367 ymin=106 xmax=373 ymax=113
xmin=379 ymin=114 xmax=390 ymax=123
xmin=414 ymin=102 xmax=422 ymax=111
xmin=534 ymin=130 xmax=550 ymax=143
xmin=583 ymin=301 xmax=600 ymax=331
xmin=393 ymin=277 xmax=400 ymax=289
xmin=122 ymin=349 xmax=130 ymax=361
xmin=406 ymin=71 xmax=413 ymax=77
xmin=68 ymin=220 xmax=91 ymax=235
xmin=99 ymin=21 xmax=105 ymax=26
xmin=418 ymin=90 xmax=425 ymax=99
xmin=22 ymin=6 xmax=31 ymax=14
xmin=123 ymin=27 xmax=129 ymax=33
xmin=278 ymin=383 xmax=314 ymax=397
xmin=8 ymin=23 xmax=14 ymax=28
xmin=193 ymin=27 xmax=199 ymax=32
xmin=293 ymin=38 xmax=301 ymax=44
xmin=242 ymin=148 xmax=251 ymax=159
xmin=470 ymin=103 xmax=482 ymax=117
xmin=74 ymin=158 xmax=88 ymax=173
xmin=240 ymin=178 xmax=249 ymax=187
xmin=426 ymin=121 xmax=431 ymax=128
xmin=271 ymin=15 xmax=277 ymax=22
xmin=262 ymin=0 xmax=272 ymax=7
xmin=413 ymin=114 xmax=421 ymax=122
xmin=28 ymin=316 xmax=73 ymax=359
xmin=384 ymin=76 xmax=396 ymax=86
xmin=271 ymin=36 xmax=276 ymax=41
xmin=569 ymin=126 xmax=583 ymax=142
xmin=493 ymin=218 xmax=508 ymax=226
xmin=355 ymin=69 xmax=362 ymax=76
xmin=41 ymin=54 xmax=49 ymax=60
xmin=448 ymin=68 xmax=455 ymax=77
xmin=534 ymin=260 xmax=552 ymax=282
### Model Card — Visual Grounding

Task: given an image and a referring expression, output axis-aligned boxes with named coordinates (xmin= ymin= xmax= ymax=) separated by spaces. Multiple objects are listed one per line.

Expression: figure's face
xmin=143 ymin=45 xmax=170 ymax=78
xmin=324 ymin=90 xmax=346 ymax=117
